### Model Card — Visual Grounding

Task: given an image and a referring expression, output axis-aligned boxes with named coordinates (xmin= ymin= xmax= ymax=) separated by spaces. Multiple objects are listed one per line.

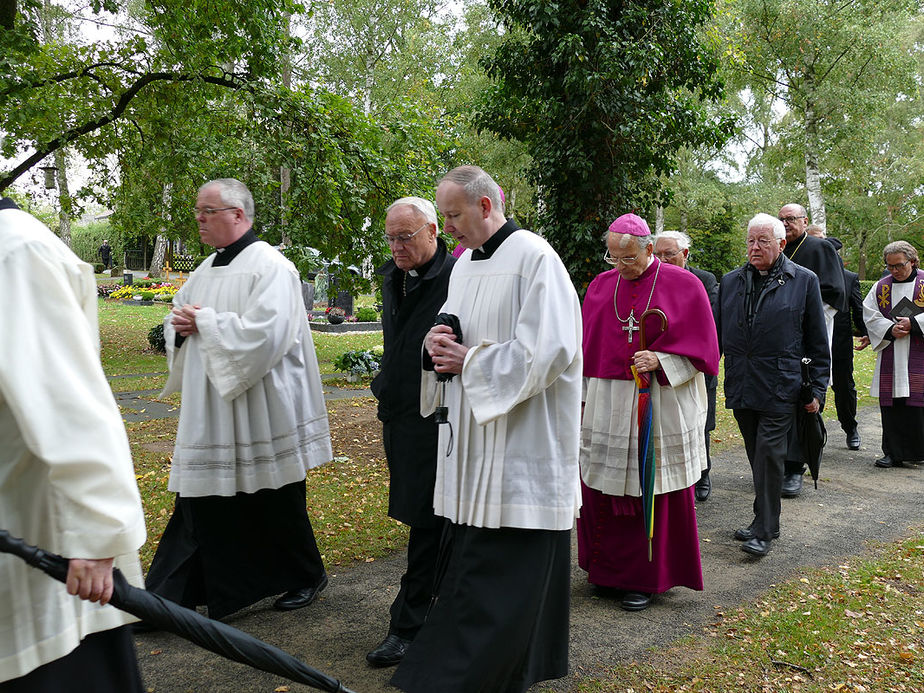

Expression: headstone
xmin=301 ymin=280 xmax=316 ymax=312
xmin=334 ymin=290 xmax=353 ymax=317
xmin=123 ymin=271 xmax=133 ymax=286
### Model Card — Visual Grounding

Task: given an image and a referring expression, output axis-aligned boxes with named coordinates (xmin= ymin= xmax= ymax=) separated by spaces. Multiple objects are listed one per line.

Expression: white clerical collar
xmin=408 ymin=269 xmax=419 ymax=277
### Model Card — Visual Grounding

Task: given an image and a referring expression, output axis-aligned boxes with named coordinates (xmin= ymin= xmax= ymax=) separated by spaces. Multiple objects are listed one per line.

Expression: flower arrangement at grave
xmin=333 ymin=348 xmax=382 ymax=379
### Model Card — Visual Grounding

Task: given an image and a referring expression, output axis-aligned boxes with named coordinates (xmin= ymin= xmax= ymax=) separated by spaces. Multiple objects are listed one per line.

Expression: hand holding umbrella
xmin=0 ymin=530 xmax=357 ymax=693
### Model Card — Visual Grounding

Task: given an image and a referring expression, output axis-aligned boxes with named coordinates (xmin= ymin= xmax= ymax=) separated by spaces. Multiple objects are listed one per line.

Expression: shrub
xmin=93 ymin=263 xmax=105 ymax=274
xmin=355 ymin=306 xmax=379 ymax=322
xmin=148 ymin=324 xmax=166 ymax=353
xmin=140 ymin=290 xmax=156 ymax=301
xmin=333 ymin=349 xmax=381 ymax=376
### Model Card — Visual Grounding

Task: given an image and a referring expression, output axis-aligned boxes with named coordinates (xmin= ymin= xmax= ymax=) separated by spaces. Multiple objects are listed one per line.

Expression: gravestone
xmin=301 ymin=280 xmax=316 ymax=312
xmin=334 ymin=290 xmax=353 ymax=317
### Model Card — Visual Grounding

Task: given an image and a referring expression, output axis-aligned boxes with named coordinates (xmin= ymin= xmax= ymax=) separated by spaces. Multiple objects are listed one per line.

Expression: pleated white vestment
xmin=0 ymin=207 xmax=146 ymax=682
xmin=421 ymin=229 xmax=583 ymax=531
xmin=161 ymin=241 xmax=332 ymax=497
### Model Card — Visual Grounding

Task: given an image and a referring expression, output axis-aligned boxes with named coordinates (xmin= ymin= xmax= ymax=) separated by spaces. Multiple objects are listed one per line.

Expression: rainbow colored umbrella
xmin=630 ymin=309 xmax=668 ymax=561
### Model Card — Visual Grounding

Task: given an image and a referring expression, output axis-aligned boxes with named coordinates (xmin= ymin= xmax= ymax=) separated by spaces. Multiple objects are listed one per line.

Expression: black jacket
xmin=718 ymin=255 xmax=830 ymax=414
xmin=371 ymin=239 xmax=455 ymax=526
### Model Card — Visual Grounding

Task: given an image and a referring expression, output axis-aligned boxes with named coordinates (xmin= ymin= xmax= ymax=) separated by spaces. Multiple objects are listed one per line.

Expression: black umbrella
xmin=799 ymin=357 xmax=827 ymax=489
xmin=0 ymin=530 xmax=356 ymax=693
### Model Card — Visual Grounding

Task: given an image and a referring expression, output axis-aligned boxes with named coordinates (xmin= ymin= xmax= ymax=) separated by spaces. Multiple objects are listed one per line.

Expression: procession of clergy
xmin=3 ymin=166 xmax=922 ymax=693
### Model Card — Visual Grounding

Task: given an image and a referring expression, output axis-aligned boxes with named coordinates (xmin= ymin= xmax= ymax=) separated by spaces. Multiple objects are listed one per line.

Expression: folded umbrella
xmin=630 ymin=308 xmax=668 ymax=562
xmin=799 ymin=357 xmax=827 ymax=489
xmin=0 ymin=530 xmax=356 ymax=693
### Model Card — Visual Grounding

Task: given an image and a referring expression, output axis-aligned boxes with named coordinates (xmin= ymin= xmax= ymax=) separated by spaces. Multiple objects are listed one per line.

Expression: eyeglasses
xmin=654 ymin=248 xmax=682 ymax=260
xmin=885 ymin=259 xmax=911 ymax=271
xmin=603 ymin=251 xmax=640 ymax=266
xmin=194 ymin=206 xmax=236 ymax=217
xmin=778 ymin=215 xmax=806 ymax=224
xmin=746 ymin=237 xmax=776 ymax=248
xmin=385 ymin=222 xmax=429 ymax=245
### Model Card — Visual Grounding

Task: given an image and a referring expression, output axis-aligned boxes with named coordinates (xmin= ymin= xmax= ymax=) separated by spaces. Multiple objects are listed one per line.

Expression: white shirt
xmin=1 ymin=207 xmax=145 ymax=682
xmin=421 ymin=230 xmax=583 ymax=531
xmin=162 ymin=241 xmax=332 ymax=497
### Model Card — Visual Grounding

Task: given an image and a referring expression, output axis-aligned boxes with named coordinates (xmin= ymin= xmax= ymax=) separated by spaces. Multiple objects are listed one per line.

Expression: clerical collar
xmin=471 ymin=219 xmax=519 ymax=260
xmin=403 ymin=249 xmax=439 ymax=295
xmin=0 ymin=197 xmax=20 ymax=211
xmin=213 ymin=228 xmax=258 ymax=267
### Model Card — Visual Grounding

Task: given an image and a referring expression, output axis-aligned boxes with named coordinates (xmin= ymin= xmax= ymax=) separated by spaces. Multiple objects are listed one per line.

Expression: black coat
xmin=371 ymin=239 xmax=455 ymax=526
xmin=834 ymin=269 xmax=866 ymax=343
xmin=718 ymin=255 xmax=830 ymax=414
xmin=689 ymin=266 xmax=719 ymax=430
xmin=783 ymin=231 xmax=847 ymax=312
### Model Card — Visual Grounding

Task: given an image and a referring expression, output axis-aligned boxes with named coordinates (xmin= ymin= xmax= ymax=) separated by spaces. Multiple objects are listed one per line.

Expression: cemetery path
xmin=133 ymin=404 xmax=924 ymax=693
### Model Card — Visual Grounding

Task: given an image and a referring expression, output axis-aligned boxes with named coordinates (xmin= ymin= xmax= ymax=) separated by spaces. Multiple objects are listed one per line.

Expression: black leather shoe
xmin=846 ymin=428 xmax=861 ymax=450
xmin=875 ymin=455 xmax=903 ymax=468
xmin=741 ymin=537 xmax=771 ymax=556
xmin=366 ymin=633 xmax=412 ymax=667
xmin=694 ymin=473 xmax=712 ymax=502
xmin=733 ymin=526 xmax=779 ymax=541
xmin=620 ymin=592 xmax=652 ymax=612
xmin=781 ymin=473 xmax=803 ymax=498
xmin=273 ymin=574 xmax=328 ymax=611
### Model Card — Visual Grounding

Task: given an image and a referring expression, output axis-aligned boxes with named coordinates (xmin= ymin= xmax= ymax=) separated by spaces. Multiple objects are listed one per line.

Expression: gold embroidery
xmin=878 ymin=283 xmax=891 ymax=311
xmin=915 ymin=280 xmax=924 ymax=308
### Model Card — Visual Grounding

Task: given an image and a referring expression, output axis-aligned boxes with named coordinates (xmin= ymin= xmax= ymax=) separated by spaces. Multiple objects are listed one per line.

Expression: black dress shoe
xmin=620 ymin=592 xmax=652 ymax=612
xmin=846 ymin=428 xmax=861 ymax=450
xmin=781 ymin=473 xmax=803 ymax=498
xmin=694 ymin=473 xmax=712 ymax=502
xmin=875 ymin=455 xmax=903 ymax=468
xmin=741 ymin=537 xmax=771 ymax=556
xmin=733 ymin=526 xmax=779 ymax=541
xmin=273 ymin=574 xmax=328 ymax=611
xmin=366 ymin=633 xmax=412 ymax=667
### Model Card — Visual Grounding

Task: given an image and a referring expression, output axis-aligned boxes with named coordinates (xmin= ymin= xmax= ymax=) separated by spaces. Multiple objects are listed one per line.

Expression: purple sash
xmin=875 ymin=270 xmax=924 ymax=407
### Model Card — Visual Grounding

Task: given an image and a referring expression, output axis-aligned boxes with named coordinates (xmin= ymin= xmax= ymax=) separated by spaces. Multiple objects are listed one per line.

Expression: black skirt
xmin=880 ymin=399 xmax=924 ymax=462
xmin=0 ymin=625 xmax=143 ymax=693
xmin=144 ymin=479 xmax=325 ymax=619
xmin=391 ymin=524 xmax=571 ymax=693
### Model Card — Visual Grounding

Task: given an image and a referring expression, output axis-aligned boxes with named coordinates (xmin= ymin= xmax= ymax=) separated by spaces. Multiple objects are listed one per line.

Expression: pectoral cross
xmin=622 ymin=313 xmax=639 ymax=343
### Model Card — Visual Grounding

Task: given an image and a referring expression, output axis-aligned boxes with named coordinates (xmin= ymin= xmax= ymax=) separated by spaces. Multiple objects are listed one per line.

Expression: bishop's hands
xmin=66 ymin=557 xmax=115 ymax=606
xmin=425 ymin=324 xmax=468 ymax=375
xmin=171 ymin=304 xmax=201 ymax=336
xmin=632 ymin=350 xmax=660 ymax=374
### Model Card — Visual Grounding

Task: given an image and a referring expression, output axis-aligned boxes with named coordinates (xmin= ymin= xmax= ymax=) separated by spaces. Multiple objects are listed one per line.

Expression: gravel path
xmin=134 ymin=404 xmax=922 ymax=693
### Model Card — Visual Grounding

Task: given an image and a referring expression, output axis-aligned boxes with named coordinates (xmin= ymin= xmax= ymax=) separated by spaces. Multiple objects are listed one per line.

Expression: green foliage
xmin=147 ymin=323 xmax=166 ymax=353
xmin=354 ymin=306 xmax=379 ymax=322
xmin=333 ymin=348 xmax=382 ymax=376
xmin=69 ymin=220 xmax=122 ymax=266
xmin=479 ymin=0 xmax=733 ymax=294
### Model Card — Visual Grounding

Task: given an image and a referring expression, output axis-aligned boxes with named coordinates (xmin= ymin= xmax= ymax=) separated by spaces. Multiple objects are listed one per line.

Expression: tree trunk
xmin=279 ymin=12 xmax=292 ymax=246
xmin=679 ymin=208 xmax=688 ymax=234
xmin=655 ymin=205 xmax=664 ymax=234
xmin=802 ymin=78 xmax=826 ymax=230
xmin=149 ymin=235 xmax=168 ymax=278
xmin=53 ymin=148 xmax=72 ymax=249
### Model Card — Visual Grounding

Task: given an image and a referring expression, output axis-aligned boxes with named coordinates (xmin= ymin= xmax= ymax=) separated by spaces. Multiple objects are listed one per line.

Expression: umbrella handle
xmin=0 ymin=530 xmax=69 ymax=582
xmin=638 ymin=308 xmax=668 ymax=352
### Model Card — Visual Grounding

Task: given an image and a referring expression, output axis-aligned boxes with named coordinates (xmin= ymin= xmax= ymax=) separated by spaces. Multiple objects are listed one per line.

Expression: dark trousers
xmin=0 ymin=626 xmax=143 ymax=693
xmin=701 ymin=376 xmax=717 ymax=478
xmin=389 ymin=523 xmax=445 ymax=639
xmin=831 ymin=347 xmax=858 ymax=433
xmin=734 ymin=409 xmax=793 ymax=541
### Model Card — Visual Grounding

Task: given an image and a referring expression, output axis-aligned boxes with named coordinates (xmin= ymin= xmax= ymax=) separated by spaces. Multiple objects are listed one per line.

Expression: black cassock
xmin=784 ymin=231 xmax=846 ymax=312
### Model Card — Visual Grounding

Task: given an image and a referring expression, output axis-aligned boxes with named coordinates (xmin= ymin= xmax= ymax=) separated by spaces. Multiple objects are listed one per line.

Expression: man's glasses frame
xmin=885 ymin=259 xmax=911 ymax=271
xmin=778 ymin=215 xmax=806 ymax=224
xmin=194 ymin=206 xmax=237 ymax=217
xmin=603 ymin=251 xmax=640 ymax=266
xmin=385 ymin=222 xmax=429 ymax=245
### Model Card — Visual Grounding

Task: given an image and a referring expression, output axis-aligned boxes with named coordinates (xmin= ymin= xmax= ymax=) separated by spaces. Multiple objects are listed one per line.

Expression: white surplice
xmin=161 ymin=241 xmax=332 ymax=497
xmin=580 ymin=353 xmax=708 ymax=498
xmin=1 ymin=208 xmax=146 ymax=682
xmin=420 ymin=230 xmax=583 ymax=531
xmin=863 ymin=280 xmax=924 ymax=398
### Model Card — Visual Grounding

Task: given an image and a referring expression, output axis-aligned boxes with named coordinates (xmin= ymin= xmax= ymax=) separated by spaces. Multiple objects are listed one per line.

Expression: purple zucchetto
xmin=607 ymin=213 xmax=650 ymax=237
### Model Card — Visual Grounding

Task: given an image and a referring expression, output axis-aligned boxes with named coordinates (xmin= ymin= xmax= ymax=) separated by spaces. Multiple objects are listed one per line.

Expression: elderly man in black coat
xmin=717 ymin=213 xmax=829 ymax=557
xmin=368 ymin=197 xmax=455 ymax=667
xmin=653 ymin=230 xmax=719 ymax=502
xmin=778 ymin=204 xmax=846 ymax=497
